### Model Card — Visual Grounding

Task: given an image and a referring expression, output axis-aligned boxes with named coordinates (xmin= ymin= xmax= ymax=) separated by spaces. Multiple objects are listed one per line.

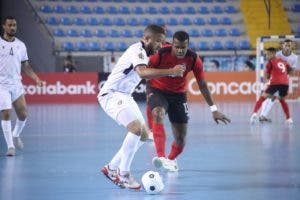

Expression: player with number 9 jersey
xmin=266 ymin=57 xmax=291 ymax=85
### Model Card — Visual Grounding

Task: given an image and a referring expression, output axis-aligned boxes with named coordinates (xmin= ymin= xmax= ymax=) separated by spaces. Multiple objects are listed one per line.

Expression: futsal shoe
xmin=118 ymin=172 xmax=141 ymax=190
xmin=152 ymin=156 xmax=166 ymax=169
xmin=286 ymin=118 xmax=293 ymax=125
xmin=259 ymin=116 xmax=272 ymax=123
xmin=6 ymin=147 xmax=16 ymax=156
xmin=101 ymin=165 xmax=122 ymax=187
xmin=164 ymin=159 xmax=179 ymax=172
xmin=250 ymin=113 xmax=258 ymax=124
xmin=13 ymin=137 xmax=24 ymax=150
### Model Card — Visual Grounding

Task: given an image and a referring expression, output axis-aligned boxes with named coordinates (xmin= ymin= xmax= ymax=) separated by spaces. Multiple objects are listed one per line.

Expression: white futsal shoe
xmin=152 ymin=157 xmax=179 ymax=172
xmin=250 ymin=113 xmax=258 ymax=124
xmin=13 ymin=137 xmax=24 ymax=150
xmin=6 ymin=147 xmax=16 ymax=156
xmin=286 ymin=118 xmax=293 ymax=125
xmin=118 ymin=172 xmax=141 ymax=190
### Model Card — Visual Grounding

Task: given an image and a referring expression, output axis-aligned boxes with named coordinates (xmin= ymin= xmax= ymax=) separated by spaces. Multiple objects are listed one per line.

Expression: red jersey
xmin=148 ymin=46 xmax=204 ymax=93
xmin=266 ymin=57 xmax=291 ymax=85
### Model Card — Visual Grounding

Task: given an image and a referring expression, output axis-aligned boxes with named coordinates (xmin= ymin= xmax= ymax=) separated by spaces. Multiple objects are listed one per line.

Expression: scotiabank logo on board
xmin=25 ymin=81 xmax=96 ymax=95
xmin=22 ymin=72 xmax=99 ymax=103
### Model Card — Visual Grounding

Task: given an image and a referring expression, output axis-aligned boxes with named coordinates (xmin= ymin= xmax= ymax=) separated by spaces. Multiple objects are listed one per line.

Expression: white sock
xmin=119 ymin=132 xmax=140 ymax=174
xmin=109 ymin=149 xmax=122 ymax=170
xmin=260 ymin=99 xmax=275 ymax=117
xmin=12 ymin=119 xmax=27 ymax=137
xmin=1 ymin=120 xmax=14 ymax=149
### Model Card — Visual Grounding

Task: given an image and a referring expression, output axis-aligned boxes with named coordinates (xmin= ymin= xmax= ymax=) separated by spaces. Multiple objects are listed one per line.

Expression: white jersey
xmin=99 ymin=42 xmax=149 ymax=96
xmin=276 ymin=51 xmax=298 ymax=69
xmin=0 ymin=37 xmax=28 ymax=85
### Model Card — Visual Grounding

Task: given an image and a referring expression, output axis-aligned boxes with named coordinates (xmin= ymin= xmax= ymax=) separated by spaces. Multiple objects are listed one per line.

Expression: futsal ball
xmin=141 ymin=171 xmax=164 ymax=194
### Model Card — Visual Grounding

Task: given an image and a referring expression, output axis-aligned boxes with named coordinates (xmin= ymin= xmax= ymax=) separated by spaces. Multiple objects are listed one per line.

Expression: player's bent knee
xmin=140 ymin=126 xmax=149 ymax=141
xmin=152 ymin=107 xmax=165 ymax=122
xmin=127 ymin=119 xmax=143 ymax=136
xmin=1 ymin=110 xmax=11 ymax=120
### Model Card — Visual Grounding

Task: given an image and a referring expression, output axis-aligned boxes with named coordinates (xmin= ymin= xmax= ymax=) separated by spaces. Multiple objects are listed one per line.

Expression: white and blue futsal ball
xmin=141 ymin=171 xmax=164 ymax=194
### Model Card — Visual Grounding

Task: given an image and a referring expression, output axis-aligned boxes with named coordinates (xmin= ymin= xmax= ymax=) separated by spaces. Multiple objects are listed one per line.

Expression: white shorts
xmin=98 ymin=92 xmax=145 ymax=127
xmin=0 ymin=84 xmax=25 ymax=110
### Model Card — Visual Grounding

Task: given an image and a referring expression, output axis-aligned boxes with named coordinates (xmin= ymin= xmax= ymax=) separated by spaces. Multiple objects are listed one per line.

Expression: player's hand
xmin=36 ymin=78 xmax=46 ymax=87
xmin=212 ymin=111 xmax=231 ymax=124
xmin=172 ymin=64 xmax=186 ymax=77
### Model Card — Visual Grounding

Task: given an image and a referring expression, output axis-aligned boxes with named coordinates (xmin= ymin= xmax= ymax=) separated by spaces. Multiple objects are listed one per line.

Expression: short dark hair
xmin=283 ymin=39 xmax=292 ymax=43
xmin=173 ymin=31 xmax=189 ymax=43
xmin=144 ymin=24 xmax=165 ymax=35
xmin=2 ymin=16 xmax=16 ymax=25
xmin=266 ymin=47 xmax=277 ymax=52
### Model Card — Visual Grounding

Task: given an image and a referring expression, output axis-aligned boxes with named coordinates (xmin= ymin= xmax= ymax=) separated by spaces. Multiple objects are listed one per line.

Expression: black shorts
xmin=147 ymin=87 xmax=189 ymax=123
xmin=265 ymin=84 xmax=289 ymax=97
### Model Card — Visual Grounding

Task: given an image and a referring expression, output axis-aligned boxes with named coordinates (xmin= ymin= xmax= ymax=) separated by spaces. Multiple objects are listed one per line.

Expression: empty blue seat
xmin=151 ymin=0 xmax=162 ymax=2
xmin=62 ymin=42 xmax=74 ymax=51
xmin=189 ymin=42 xmax=196 ymax=51
xmin=194 ymin=17 xmax=205 ymax=25
xmin=199 ymin=6 xmax=209 ymax=14
xmin=292 ymin=4 xmax=300 ymax=12
xmin=127 ymin=18 xmax=139 ymax=26
xmin=177 ymin=0 xmax=188 ymax=2
xmin=140 ymin=18 xmax=152 ymax=26
xmin=181 ymin=17 xmax=192 ymax=25
xmin=211 ymin=6 xmax=223 ymax=14
xmin=220 ymin=17 xmax=232 ymax=25
xmin=118 ymin=42 xmax=128 ymax=51
xmin=114 ymin=18 xmax=126 ymax=26
xmin=154 ymin=17 xmax=165 ymax=25
xmin=224 ymin=41 xmax=236 ymax=50
xmin=239 ymin=40 xmax=251 ymax=50
xmin=73 ymin=17 xmax=86 ymax=25
xmin=215 ymin=28 xmax=227 ymax=37
xmin=135 ymin=29 xmax=143 ymax=37
xmin=53 ymin=5 xmax=65 ymax=13
xmin=229 ymin=28 xmax=241 ymax=36
xmin=81 ymin=29 xmax=93 ymax=37
xmin=81 ymin=6 xmax=92 ymax=14
xmin=67 ymin=5 xmax=79 ymax=13
xmin=159 ymin=6 xmax=170 ymax=14
xmin=172 ymin=7 xmax=183 ymax=14
xmin=46 ymin=17 xmax=59 ymax=25
xmin=184 ymin=7 xmax=196 ymax=14
xmin=67 ymin=29 xmax=79 ymax=37
xmin=212 ymin=41 xmax=223 ymax=50
xmin=203 ymin=0 xmax=213 ymax=2
xmin=53 ymin=28 xmax=65 ymax=37
xmin=202 ymin=29 xmax=213 ymax=37
xmin=95 ymin=29 xmax=106 ymax=37
xmin=122 ymin=29 xmax=133 ymax=37
xmin=191 ymin=0 xmax=201 ymax=2
xmin=77 ymin=42 xmax=89 ymax=51
xmin=224 ymin=5 xmax=238 ymax=13
xmin=119 ymin=6 xmax=130 ymax=14
xmin=89 ymin=42 xmax=101 ymax=51
xmin=61 ymin=17 xmax=72 ymax=25
xmin=146 ymin=6 xmax=158 ymax=14
xmin=109 ymin=30 xmax=120 ymax=38
xmin=198 ymin=41 xmax=210 ymax=50
xmin=103 ymin=42 xmax=115 ymax=51
xmin=40 ymin=5 xmax=52 ymax=13
xmin=167 ymin=17 xmax=178 ymax=26
xmin=87 ymin=17 xmax=99 ymax=25
xmin=166 ymin=29 xmax=173 ymax=37
xmin=188 ymin=29 xmax=200 ymax=37
xmin=102 ymin=18 xmax=113 ymax=26
xmin=94 ymin=6 xmax=105 ymax=14
xmin=132 ymin=6 xmax=144 ymax=14
xmin=106 ymin=6 xmax=118 ymax=14
xmin=208 ymin=17 xmax=219 ymax=25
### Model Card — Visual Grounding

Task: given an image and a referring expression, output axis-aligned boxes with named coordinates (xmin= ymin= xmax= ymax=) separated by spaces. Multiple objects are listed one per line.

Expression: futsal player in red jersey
xmin=146 ymin=31 xmax=231 ymax=172
xmin=250 ymin=47 xmax=293 ymax=124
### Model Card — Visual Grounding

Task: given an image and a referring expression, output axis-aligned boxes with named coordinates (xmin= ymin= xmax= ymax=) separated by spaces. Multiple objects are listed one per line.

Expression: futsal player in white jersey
xmin=0 ymin=16 xmax=43 ymax=156
xmin=259 ymin=39 xmax=298 ymax=124
xmin=98 ymin=24 xmax=185 ymax=189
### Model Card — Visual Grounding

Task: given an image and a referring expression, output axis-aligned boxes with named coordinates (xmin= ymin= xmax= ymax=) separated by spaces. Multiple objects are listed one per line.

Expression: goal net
xmin=256 ymin=35 xmax=300 ymax=101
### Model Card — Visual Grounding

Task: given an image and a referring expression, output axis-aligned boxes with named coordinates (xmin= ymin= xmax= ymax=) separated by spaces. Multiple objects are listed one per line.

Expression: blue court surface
xmin=0 ymin=102 xmax=300 ymax=200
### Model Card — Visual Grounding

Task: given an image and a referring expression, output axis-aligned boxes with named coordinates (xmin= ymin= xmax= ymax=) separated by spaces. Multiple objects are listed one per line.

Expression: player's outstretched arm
xmin=136 ymin=64 xmax=185 ymax=79
xmin=198 ymin=79 xmax=231 ymax=124
xmin=22 ymin=61 xmax=44 ymax=87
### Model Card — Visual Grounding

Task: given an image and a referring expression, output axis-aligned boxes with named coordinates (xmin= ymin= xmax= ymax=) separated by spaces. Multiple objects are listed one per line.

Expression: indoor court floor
xmin=0 ymin=102 xmax=299 ymax=200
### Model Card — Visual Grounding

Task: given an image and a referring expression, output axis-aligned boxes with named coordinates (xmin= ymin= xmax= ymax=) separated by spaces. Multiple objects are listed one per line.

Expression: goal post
xmin=256 ymin=35 xmax=300 ymax=101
